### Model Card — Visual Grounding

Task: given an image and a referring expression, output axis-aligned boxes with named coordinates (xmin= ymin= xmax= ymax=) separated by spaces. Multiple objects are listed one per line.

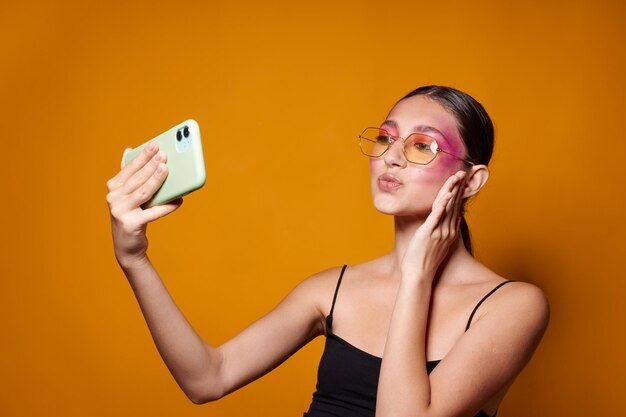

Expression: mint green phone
xmin=124 ymin=119 xmax=206 ymax=208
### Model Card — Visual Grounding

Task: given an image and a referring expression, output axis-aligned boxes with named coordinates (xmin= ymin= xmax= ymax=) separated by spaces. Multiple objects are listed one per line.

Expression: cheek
xmin=402 ymin=160 xmax=463 ymax=202
xmin=404 ymin=168 xmax=442 ymax=192
xmin=437 ymin=154 xmax=465 ymax=174
xmin=408 ymin=158 xmax=460 ymax=183
xmin=369 ymin=157 xmax=383 ymax=174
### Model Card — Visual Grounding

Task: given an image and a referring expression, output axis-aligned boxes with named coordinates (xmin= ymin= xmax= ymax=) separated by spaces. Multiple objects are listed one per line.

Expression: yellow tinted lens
xmin=360 ymin=128 xmax=390 ymax=157
xmin=405 ymin=134 xmax=436 ymax=164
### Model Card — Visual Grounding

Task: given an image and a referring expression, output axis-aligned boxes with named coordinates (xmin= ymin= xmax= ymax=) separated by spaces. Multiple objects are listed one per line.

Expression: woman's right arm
xmin=106 ymin=143 xmax=329 ymax=404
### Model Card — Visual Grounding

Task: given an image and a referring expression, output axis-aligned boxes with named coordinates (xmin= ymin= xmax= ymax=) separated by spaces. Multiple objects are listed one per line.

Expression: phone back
xmin=124 ymin=119 xmax=206 ymax=208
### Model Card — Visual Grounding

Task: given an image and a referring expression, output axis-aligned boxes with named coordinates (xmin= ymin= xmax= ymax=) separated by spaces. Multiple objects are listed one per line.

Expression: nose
xmin=383 ymin=139 xmax=407 ymax=168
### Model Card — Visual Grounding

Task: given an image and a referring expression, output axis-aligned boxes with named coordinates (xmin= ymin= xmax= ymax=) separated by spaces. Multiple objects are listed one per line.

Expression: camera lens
xmin=176 ymin=130 xmax=182 ymax=141
xmin=183 ymin=126 xmax=190 ymax=138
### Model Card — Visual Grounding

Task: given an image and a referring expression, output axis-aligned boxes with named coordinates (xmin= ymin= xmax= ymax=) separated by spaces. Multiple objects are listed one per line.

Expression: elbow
xmin=188 ymin=394 xmax=214 ymax=405
xmin=179 ymin=346 xmax=229 ymax=404
xmin=182 ymin=349 xmax=228 ymax=404
xmin=180 ymin=380 xmax=225 ymax=405
xmin=185 ymin=387 xmax=223 ymax=405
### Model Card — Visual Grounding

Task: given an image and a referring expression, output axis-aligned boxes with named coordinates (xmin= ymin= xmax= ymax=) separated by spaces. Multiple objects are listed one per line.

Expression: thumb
xmin=141 ymin=198 xmax=184 ymax=223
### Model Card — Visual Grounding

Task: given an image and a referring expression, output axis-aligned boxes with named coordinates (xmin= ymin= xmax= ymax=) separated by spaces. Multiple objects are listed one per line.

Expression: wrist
xmin=117 ymin=253 xmax=151 ymax=273
xmin=400 ymin=270 xmax=433 ymax=286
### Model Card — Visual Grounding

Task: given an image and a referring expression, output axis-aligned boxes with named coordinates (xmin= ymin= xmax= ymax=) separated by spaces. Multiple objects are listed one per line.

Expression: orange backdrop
xmin=1 ymin=0 xmax=624 ymax=416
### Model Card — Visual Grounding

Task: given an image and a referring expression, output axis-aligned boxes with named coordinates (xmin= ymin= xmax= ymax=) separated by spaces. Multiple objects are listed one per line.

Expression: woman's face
xmin=370 ymin=95 xmax=469 ymax=217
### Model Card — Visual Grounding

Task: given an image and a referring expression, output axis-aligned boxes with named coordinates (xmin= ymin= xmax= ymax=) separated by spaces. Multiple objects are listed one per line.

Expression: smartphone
xmin=124 ymin=119 xmax=206 ymax=208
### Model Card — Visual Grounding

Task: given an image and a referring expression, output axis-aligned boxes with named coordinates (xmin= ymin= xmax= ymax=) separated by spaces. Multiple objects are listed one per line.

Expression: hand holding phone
xmin=107 ymin=120 xmax=205 ymax=268
xmin=123 ymin=119 xmax=206 ymax=208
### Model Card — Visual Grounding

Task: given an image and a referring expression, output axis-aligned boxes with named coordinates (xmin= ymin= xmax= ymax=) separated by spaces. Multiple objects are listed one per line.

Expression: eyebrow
xmin=381 ymin=120 xmax=450 ymax=145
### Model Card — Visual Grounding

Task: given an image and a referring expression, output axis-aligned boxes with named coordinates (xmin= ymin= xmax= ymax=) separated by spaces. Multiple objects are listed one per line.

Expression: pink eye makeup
xmin=360 ymin=124 xmax=473 ymax=167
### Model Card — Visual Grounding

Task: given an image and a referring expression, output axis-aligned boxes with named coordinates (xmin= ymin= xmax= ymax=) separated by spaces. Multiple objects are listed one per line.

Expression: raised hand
xmin=106 ymin=142 xmax=183 ymax=269
xmin=400 ymin=170 xmax=468 ymax=281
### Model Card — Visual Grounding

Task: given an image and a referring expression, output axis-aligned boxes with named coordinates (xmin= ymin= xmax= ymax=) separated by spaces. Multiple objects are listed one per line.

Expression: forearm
xmin=377 ymin=277 xmax=433 ymax=417
xmin=121 ymin=257 xmax=223 ymax=403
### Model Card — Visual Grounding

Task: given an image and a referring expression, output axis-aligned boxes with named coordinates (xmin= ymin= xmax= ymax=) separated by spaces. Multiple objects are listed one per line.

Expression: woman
xmin=106 ymin=85 xmax=550 ymax=417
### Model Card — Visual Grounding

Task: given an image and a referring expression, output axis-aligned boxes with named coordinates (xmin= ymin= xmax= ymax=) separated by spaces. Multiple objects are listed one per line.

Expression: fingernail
xmin=149 ymin=142 xmax=157 ymax=151
xmin=157 ymin=163 xmax=164 ymax=173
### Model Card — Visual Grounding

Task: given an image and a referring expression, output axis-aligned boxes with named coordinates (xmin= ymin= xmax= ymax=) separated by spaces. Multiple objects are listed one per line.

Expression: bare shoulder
xmin=435 ymin=272 xmax=552 ymax=386
xmin=462 ymin=258 xmax=549 ymax=323
xmin=287 ymin=265 xmax=347 ymax=317
xmin=426 ymin=271 xmax=551 ymax=416
xmin=495 ymin=280 xmax=549 ymax=321
xmin=293 ymin=265 xmax=346 ymax=297
xmin=506 ymin=280 xmax=549 ymax=307
xmin=475 ymin=275 xmax=551 ymax=338
xmin=290 ymin=261 xmax=387 ymax=317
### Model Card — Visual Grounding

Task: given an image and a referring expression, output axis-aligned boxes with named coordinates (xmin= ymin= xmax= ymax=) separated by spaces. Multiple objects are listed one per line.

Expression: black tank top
xmin=304 ymin=265 xmax=514 ymax=417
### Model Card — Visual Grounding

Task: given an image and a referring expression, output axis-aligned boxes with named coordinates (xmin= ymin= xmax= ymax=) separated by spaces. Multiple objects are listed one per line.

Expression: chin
xmin=372 ymin=194 xmax=431 ymax=218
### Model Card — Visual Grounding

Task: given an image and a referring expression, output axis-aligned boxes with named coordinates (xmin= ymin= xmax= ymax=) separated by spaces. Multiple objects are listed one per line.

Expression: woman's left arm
xmin=376 ymin=171 xmax=550 ymax=417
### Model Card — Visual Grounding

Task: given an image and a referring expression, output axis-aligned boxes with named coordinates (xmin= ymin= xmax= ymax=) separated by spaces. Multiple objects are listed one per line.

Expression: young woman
xmin=106 ymin=86 xmax=550 ymax=417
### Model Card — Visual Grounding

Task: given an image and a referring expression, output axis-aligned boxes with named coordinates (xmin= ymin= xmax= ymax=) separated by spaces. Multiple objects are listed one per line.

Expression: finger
xmin=434 ymin=172 xmax=461 ymax=206
xmin=450 ymin=174 xmax=468 ymax=229
xmin=141 ymin=197 xmax=184 ymax=223
xmin=440 ymin=171 xmax=464 ymax=215
xmin=426 ymin=171 xmax=463 ymax=233
xmin=445 ymin=181 xmax=460 ymax=211
xmin=107 ymin=146 xmax=134 ymax=193
xmin=432 ymin=172 xmax=462 ymax=209
xmin=123 ymin=150 xmax=168 ymax=195
xmin=108 ymin=142 xmax=159 ymax=192
xmin=128 ymin=162 xmax=169 ymax=207
xmin=442 ymin=172 xmax=466 ymax=234
xmin=454 ymin=175 xmax=467 ymax=218
xmin=440 ymin=182 xmax=460 ymax=236
xmin=446 ymin=172 xmax=465 ymax=211
xmin=424 ymin=191 xmax=453 ymax=232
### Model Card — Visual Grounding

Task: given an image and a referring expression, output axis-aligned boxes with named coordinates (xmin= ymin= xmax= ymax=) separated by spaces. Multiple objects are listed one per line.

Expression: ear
xmin=462 ymin=164 xmax=489 ymax=198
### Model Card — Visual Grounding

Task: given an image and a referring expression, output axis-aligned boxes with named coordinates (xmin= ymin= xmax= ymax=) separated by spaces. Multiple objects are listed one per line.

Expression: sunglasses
xmin=358 ymin=127 xmax=474 ymax=166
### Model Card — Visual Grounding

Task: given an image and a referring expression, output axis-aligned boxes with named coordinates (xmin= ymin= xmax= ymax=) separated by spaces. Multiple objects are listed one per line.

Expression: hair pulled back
xmin=400 ymin=86 xmax=494 ymax=256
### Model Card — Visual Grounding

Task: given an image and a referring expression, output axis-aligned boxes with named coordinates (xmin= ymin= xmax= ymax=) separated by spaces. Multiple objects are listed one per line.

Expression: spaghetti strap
xmin=327 ymin=264 xmax=347 ymax=331
xmin=465 ymin=280 xmax=515 ymax=332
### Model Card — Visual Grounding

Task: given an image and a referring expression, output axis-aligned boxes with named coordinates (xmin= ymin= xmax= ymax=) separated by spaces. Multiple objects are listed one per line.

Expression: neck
xmin=384 ymin=215 xmax=473 ymax=285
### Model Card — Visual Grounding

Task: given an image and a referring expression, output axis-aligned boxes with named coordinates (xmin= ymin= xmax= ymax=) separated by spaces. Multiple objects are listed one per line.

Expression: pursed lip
xmin=378 ymin=173 xmax=403 ymax=190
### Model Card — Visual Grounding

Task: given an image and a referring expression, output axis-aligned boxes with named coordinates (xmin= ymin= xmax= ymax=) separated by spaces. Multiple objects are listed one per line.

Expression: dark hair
xmin=400 ymin=86 xmax=495 ymax=256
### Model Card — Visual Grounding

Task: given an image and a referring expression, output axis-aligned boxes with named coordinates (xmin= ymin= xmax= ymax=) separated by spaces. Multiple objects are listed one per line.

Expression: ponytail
xmin=460 ymin=215 xmax=473 ymax=256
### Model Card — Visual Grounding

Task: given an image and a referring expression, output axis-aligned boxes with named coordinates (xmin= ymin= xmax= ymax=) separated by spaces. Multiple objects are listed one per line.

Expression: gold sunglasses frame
xmin=358 ymin=127 xmax=475 ymax=166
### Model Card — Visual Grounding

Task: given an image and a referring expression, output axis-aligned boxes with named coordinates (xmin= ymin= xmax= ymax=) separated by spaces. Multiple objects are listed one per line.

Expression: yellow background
xmin=1 ymin=0 xmax=624 ymax=415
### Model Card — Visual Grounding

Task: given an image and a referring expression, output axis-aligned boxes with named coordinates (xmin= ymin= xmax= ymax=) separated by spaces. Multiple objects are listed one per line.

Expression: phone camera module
xmin=183 ymin=126 xmax=190 ymax=138
xmin=176 ymin=130 xmax=182 ymax=141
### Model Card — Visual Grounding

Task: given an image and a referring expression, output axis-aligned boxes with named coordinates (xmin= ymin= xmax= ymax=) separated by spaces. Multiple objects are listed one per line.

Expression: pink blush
xmin=437 ymin=126 xmax=465 ymax=155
